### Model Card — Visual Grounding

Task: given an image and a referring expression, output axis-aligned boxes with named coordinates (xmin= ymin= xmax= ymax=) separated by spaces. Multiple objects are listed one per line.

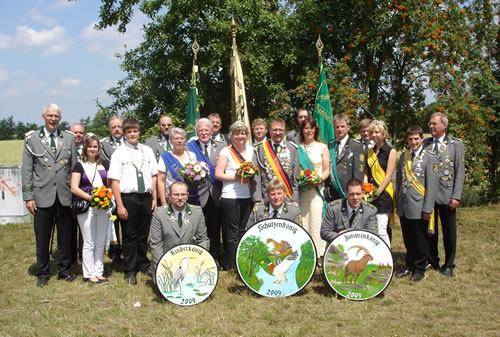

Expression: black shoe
xmin=425 ymin=263 xmax=441 ymax=271
xmin=441 ymin=267 xmax=454 ymax=277
xmin=97 ymin=278 xmax=109 ymax=285
xmin=83 ymin=277 xmax=90 ymax=283
xmin=36 ymin=278 xmax=49 ymax=288
xmin=396 ymin=268 xmax=412 ymax=278
xmin=140 ymin=266 xmax=152 ymax=276
xmin=125 ymin=273 xmax=137 ymax=285
xmin=58 ymin=274 xmax=76 ymax=282
xmin=410 ymin=272 xmax=425 ymax=282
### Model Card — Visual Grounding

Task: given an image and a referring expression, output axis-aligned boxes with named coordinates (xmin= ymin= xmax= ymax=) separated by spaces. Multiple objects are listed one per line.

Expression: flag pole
xmin=184 ymin=39 xmax=200 ymax=139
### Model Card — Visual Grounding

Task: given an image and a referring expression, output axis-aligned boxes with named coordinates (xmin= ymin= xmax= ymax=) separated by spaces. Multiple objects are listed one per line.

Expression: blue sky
xmin=0 ymin=0 xmax=147 ymax=125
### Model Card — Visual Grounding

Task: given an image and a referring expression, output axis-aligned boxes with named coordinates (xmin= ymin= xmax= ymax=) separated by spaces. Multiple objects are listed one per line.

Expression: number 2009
xmin=347 ymin=291 xmax=362 ymax=299
xmin=267 ymin=289 xmax=282 ymax=297
xmin=181 ymin=298 xmax=196 ymax=305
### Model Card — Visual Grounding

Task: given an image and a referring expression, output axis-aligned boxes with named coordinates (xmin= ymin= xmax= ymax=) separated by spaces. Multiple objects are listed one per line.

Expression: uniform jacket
xmin=100 ymin=136 xmax=123 ymax=162
xmin=145 ymin=135 xmax=170 ymax=163
xmin=396 ymin=149 xmax=439 ymax=219
xmin=286 ymin=129 xmax=299 ymax=145
xmin=246 ymin=201 xmax=302 ymax=229
xmin=187 ymin=138 xmax=224 ymax=208
xmin=423 ymin=135 xmax=465 ymax=204
xmin=22 ymin=127 xmax=77 ymax=207
xmin=320 ymin=199 xmax=377 ymax=245
xmin=254 ymin=140 xmax=300 ymax=202
xmin=149 ymin=204 xmax=209 ymax=279
xmin=327 ymin=136 xmax=365 ymax=200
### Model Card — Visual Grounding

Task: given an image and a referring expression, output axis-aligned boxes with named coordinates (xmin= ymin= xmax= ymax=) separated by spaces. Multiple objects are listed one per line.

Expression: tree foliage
xmin=96 ymin=0 xmax=499 ymax=200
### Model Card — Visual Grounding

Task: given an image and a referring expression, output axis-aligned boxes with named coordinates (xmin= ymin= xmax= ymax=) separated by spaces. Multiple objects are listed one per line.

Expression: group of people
xmin=22 ymin=103 xmax=464 ymax=288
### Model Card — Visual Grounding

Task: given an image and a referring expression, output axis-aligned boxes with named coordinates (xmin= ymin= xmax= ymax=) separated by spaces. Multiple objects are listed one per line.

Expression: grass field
xmin=0 ymin=205 xmax=498 ymax=337
xmin=0 ymin=139 xmax=23 ymax=165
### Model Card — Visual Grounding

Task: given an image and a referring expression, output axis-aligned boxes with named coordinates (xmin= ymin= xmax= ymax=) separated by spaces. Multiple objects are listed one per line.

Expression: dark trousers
xmin=34 ymin=195 xmax=73 ymax=279
xmin=400 ymin=216 xmax=431 ymax=274
xmin=202 ymin=195 xmax=222 ymax=259
xmin=220 ymin=197 xmax=253 ymax=270
xmin=121 ymin=193 xmax=152 ymax=275
xmin=108 ymin=211 xmax=122 ymax=257
xmin=429 ymin=204 xmax=457 ymax=269
xmin=70 ymin=213 xmax=83 ymax=262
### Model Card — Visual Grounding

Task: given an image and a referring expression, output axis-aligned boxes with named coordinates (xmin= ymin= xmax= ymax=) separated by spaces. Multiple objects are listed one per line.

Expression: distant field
xmin=0 ymin=140 xmax=23 ymax=166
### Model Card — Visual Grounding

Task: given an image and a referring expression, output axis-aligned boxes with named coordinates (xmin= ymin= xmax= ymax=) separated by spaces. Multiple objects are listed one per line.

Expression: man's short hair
xmin=430 ymin=112 xmax=449 ymax=127
xmin=196 ymin=118 xmax=213 ymax=130
xmin=266 ymin=178 xmax=286 ymax=193
xmin=109 ymin=115 xmax=124 ymax=127
xmin=297 ymin=108 xmax=312 ymax=117
xmin=359 ymin=118 xmax=372 ymax=129
xmin=406 ymin=125 xmax=423 ymax=138
xmin=123 ymin=118 xmax=140 ymax=132
xmin=207 ymin=113 xmax=221 ymax=120
xmin=252 ymin=118 xmax=267 ymax=129
xmin=333 ymin=113 xmax=350 ymax=126
xmin=271 ymin=118 xmax=286 ymax=129
xmin=346 ymin=178 xmax=363 ymax=192
xmin=168 ymin=181 xmax=189 ymax=194
xmin=44 ymin=103 xmax=60 ymax=114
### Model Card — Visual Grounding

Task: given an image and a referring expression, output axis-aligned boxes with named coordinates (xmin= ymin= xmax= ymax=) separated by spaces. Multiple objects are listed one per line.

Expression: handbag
xmin=70 ymin=196 xmax=90 ymax=214
xmin=71 ymin=163 xmax=97 ymax=214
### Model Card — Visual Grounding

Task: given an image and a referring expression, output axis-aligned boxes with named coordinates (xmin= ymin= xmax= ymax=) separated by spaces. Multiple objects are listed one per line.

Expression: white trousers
xmin=77 ymin=207 xmax=109 ymax=278
xmin=376 ymin=213 xmax=391 ymax=248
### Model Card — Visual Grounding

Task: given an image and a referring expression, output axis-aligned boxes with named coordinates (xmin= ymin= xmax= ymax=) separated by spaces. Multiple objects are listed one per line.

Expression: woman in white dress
xmin=298 ymin=117 xmax=330 ymax=256
xmin=157 ymin=128 xmax=196 ymax=206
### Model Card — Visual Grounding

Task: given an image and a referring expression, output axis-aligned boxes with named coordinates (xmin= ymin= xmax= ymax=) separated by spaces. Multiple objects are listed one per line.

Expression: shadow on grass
xmin=392 ymin=251 xmax=406 ymax=270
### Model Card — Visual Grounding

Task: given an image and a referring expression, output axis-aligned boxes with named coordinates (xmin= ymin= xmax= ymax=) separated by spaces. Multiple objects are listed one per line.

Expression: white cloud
xmin=0 ymin=33 xmax=13 ymax=49
xmin=2 ymin=89 xmax=21 ymax=97
xmin=47 ymin=88 xmax=75 ymax=96
xmin=0 ymin=65 xmax=8 ymax=83
xmin=61 ymin=78 xmax=81 ymax=88
xmin=25 ymin=8 xmax=57 ymax=26
xmin=14 ymin=25 xmax=73 ymax=55
xmin=81 ymin=12 xmax=147 ymax=59
xmin=50 ymin=0 xmax=76 ymax=9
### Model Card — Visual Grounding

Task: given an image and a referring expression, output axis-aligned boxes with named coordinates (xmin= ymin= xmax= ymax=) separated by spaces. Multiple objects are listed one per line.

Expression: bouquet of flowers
xmin=236 ymin=161 xmax=259 ymax=184
xmin=298 ymin=169 xmax=322 ymax=191
xmin=181 ymin=161 xmax=211 ymax=185
xmin=90 ymin=186 xmax=113 ymax=210
xmin=362 ymin=183 xmax=379 ymax=203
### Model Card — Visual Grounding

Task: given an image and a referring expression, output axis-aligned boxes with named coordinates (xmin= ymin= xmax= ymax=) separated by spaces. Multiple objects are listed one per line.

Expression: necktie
xmin=49 ymin=134 xmax=56 ymax=155
xmin=364 ymin=142 xmax=368 ymax=153
xmin=136 ymin=168 xmax=145 ymax=193
xmin=272 ymin=209 xmax=278 ymax=218
xmin=178 ymin=212 xmax=183 ymax=228
xmin=273 ymin=143 xmax=280 ymax=154
xmin=115 ymin=139 xmax=121 ymax=146
xmin=349 ymin=209 xmax=356 ymax=227
xmin=335 ymin=140 xmax=341 ymax=159
xmin=411 ymin=152 xmax=415 ymax=161
xmin=433 ymin=139 xmax=439 ymax=154
xmin=204 ymin=144 xmax=209 ymax=158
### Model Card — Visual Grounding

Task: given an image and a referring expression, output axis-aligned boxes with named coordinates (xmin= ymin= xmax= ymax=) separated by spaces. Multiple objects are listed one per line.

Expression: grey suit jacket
xmin=145 ymin=135 xmax=171 ymax=163
xmin=188 ymin=139 xmax=224 ymax=208
xmin=423 ymin=135 xmax=465 ymax=204
xmin=22 ymin=128 xmax=77 ymax=207
xmin=396 ymin=149 xmax=439 ymax=219
xmin=100 ymin=136 xmax=123 ymax=162
xmin=254 ymin=140 xmax=300 ymax=202
xmin=149 ymin=204 xmax=209 ymax=279
xmin=246 ymin=201 xmax=302 ymax=229
xmin=286 ymin=129 xmax=299 ymax=145
xmin=320 ymin=199 xmax=377 ymax=246
xmin=328 ymin=136 xmax=365 ymax=199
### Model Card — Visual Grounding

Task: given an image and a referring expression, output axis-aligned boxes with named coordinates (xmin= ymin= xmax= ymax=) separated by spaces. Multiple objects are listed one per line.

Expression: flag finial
xmin=316 ymin=34 xmax=324 ymax=58
xmin=231 ymin=16 xmax=237 ymax=48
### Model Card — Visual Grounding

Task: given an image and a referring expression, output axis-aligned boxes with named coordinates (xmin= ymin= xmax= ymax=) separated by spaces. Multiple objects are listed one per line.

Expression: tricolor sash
xmin=367 ymin=148 xmax=395 ymax=225
xmin=328 ymin=140 xmax=346 ymax=198
xmin=403 ymin=151 xmax=435 ymax=233
xmin=298 ymin=145 xmax=328 ymax=216
xmin=262 ymin=141 xmax=293 ymax=199
xmin=228 ymin=145 xmax=251 ymax=190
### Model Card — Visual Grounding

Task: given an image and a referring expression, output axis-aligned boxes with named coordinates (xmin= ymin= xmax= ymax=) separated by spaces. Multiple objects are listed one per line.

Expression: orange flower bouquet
xmin=362 ymin=183 xmax=379 ymax=203
xmin=90 ymin=186 xmax=113 ymax=210
xmin=236 ymin=161 xmax=259 ymax=184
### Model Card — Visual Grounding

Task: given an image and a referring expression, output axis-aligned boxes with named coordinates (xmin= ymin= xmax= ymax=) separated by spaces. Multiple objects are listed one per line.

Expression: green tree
xmin=0 ymin=116 xmax=15 ymax=140
xmin=237 ymin=235 xmax=268 ymax=277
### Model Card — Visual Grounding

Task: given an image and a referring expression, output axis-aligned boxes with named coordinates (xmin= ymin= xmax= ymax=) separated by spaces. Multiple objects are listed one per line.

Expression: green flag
xmin=184 ymin=66 xmax=199 ymax=140
xmin=312 ymin=61 xmax=335 ymax=144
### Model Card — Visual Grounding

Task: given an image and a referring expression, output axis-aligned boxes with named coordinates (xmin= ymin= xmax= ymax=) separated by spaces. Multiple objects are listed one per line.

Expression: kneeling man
xmin=150 ymin=181 xmax=209 ymax=280
xmin=247 ymin=178 xmax=302 ymax=228
xmin=320 ymin=178 xmax=377 ymax=248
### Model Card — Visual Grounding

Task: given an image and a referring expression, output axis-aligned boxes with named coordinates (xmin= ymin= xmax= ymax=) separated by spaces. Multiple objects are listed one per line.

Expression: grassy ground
xmin=0 ymin=205 xmax=499 ymax=337
xmin=0 ymin=139 xmax=23 ymax=165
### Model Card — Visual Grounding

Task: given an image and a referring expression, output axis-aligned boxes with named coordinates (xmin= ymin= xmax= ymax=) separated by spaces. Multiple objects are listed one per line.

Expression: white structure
xmin=0 ymin=166 xmax=31 ymax=225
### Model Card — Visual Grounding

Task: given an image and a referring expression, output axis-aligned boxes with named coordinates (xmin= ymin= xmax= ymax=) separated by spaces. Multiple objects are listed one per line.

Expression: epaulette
xmin=100 ymin=137 xmax=108 ymax=142
xmin=329 ymin=199 xmax=342 ymax=206
xmin=189 ymin=204 xmax=201 ymax=209
xmin=288 ymin=141 xmax=298 ymax=149
xmin=252 ymin=202 xmax=264 ymax=212
xmin=363 ymin=201 xmax=375 ymax=209
xmin=25 ymin=130 xmax=35 ymax=137
xmin=64 ymin=130 xmax=74 ymax=135
xmin=351 ymin=139 xmax=361 ymax=144
xmin=288 ymin=202 xmax=300 ymax=209
xmin=449 ymin=136 xmax=461 ymax=143
xmin=254 ymin=140 xmax=265 ymax=146
xmin=425 ymin=149 xmax=436 ymax=155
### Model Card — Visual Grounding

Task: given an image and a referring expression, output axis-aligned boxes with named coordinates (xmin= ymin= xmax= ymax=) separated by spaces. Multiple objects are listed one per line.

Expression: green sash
xmin=327 ymin=141 xmax=346 ymax=198
xmin=298 ymin=145 xmax=328 ymax=216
